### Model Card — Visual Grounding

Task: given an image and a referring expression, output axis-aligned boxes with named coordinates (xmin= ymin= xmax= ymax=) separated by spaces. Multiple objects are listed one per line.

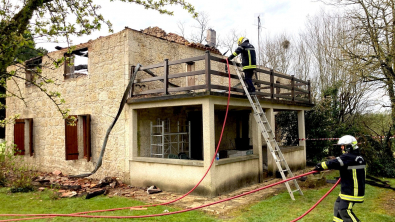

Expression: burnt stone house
xmin=6 ymin=27 xmax=313 ymax=196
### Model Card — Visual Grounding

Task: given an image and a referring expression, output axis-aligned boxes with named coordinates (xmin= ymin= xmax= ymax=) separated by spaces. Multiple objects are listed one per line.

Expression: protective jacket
xmin=228 ymin=41 xmax=256 ymax=70
xmin=317 ymin=150 xmax=366 ymax=203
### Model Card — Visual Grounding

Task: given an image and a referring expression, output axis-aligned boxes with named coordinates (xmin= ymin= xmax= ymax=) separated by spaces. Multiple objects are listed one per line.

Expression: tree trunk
xmin=388 ymin=79 xmax=395 ymax=130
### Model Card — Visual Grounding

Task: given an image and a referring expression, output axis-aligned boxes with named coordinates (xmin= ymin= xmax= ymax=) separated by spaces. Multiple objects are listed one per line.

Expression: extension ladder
xmin=230 ymin=61 xmax=303 ymax=200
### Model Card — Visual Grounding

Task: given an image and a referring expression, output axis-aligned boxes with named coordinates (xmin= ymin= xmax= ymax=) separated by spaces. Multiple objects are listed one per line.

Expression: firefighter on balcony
xmin=227 ymin=37 xmax=257 ymax=94
xmin=314 ymin=135 xmax=366 ymax=222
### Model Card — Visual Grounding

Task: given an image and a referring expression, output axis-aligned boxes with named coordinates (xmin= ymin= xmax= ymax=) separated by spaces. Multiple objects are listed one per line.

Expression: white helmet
xmin=337 ymin=135 xmax=358 ymax=152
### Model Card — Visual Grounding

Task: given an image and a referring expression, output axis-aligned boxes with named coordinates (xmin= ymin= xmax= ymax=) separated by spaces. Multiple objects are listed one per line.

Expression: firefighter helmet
xmin=237 ymin=37 xmax=248 ymax=46
xmin=337 ymin=135 xmax=358 ymax=152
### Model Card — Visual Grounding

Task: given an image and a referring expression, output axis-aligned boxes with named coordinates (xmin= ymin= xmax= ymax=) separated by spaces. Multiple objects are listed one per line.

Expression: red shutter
xmin=14 ymin=119 xmax=25 ymax=155
xmin=65 ymin=116 xmax=78 ymax=160
xmin=27 ymin=118 xmax=33 ymax=156
xmin=82 ymin=115 xmax=91 ymax=162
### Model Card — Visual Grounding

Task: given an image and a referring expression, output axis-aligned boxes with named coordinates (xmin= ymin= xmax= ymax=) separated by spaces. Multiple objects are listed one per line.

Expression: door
xmin=188 ymin=111 xmax=203 ymax=160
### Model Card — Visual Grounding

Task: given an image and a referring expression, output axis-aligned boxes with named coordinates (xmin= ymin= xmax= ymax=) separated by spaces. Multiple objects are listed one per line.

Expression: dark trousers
xmin=333 ymin=196 xmax=360 ymax=222
xmin=243 ymin=69 xmax=255 ymax=93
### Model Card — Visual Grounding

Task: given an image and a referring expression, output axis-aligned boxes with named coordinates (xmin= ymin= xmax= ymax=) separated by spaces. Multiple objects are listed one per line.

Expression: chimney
xmin=206 ymin=29 xmax=216 ymax=47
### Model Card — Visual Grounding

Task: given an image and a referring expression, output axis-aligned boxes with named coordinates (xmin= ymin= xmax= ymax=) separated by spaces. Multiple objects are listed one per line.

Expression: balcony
xmin=127 ymin=51 xmax=312 ymax=106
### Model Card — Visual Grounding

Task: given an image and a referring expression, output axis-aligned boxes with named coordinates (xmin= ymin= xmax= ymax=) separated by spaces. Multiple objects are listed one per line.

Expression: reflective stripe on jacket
xmin=320 ymin=151 xmax=366 ymax=202
xmin=228 ymin=41 xmax=257 ymax=70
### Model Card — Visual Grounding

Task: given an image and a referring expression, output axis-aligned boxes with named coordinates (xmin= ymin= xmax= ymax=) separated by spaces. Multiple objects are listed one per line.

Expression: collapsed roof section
xmin=140 ymin=26 xmax=221 ymax=55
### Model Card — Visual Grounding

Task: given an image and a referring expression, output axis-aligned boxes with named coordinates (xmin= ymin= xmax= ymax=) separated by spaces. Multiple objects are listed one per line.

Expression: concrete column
xmin=202 ymin=98 xmax=215 ymax=192
xmin=129 ymin=109 xmax=138 ymax=161
xmin=298 ymin=110 xmax=306 ymax=168
xmin=265 ymin=108 xmax=276 ymax=175
xmin=252 ymin=112 xmax=263 ymax=182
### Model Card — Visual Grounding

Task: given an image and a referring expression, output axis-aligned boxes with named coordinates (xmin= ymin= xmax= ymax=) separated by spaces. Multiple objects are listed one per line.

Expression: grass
xmin=0 ymin=188 xmax=216 ymax=222
xmin=229 ymin=171 xmax=395 ymax=222
xmin=0 ymin=171 xmax=394 ymax=222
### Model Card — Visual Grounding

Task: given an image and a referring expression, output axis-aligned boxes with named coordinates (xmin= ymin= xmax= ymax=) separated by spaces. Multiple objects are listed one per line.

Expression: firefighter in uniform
xmin=227 ymin=37 xmax=257 ymax=94
xmin=314 ymin=135 xmax=366 ymax=222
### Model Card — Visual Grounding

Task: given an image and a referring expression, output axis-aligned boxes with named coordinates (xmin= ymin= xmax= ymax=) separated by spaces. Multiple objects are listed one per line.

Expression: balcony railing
xmin=130 ymin=51 xmax=312 ymax=104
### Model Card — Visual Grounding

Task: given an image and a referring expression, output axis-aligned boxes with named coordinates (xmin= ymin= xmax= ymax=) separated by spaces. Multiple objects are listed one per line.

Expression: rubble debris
xmin=97 ymin=177 xmax=118 ymax=188
xmin=61 ymin=191 xmax=77 ymax=198
xmin=141 ymin=26 xmax=221 ymax=54
xmin=86 ymin=189 xmax=106 ymax=199
xmin=147 ymin=185 xmax=162 ymax=194
xmin=59 ymin=184 xmax=81 ymax=191
xmin=52 ymin=170 xmax=62 ymax=176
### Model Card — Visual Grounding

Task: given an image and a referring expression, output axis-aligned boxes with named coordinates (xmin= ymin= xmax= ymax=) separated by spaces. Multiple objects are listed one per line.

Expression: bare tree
xmin=176 ymin=20 xmax=187 ymax=38
xmin=302 ymin=10 xmax=372 ymax=123
xmin=320 ymin=0 xmax=395 ymax=126
xmin=221 ymin=29 xmax=247 ymax=56
xmin=292 ymin=36 xmax=312 ymax=82
xmin=259 ymin=33 xmax=294 ymax=74
xmin=189 ymin=11 xmax=210 ymax=44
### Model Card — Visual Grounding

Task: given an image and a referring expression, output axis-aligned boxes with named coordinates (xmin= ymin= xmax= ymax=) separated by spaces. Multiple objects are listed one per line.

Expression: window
xmin=64 ymin=47 xmax=88 ymax=80
xmin=65 ymin=115 xmax=91 ymax=161
xmin=25 ymin=57 xmax=42 ymax=87
xmin=13 ymin=119 xmax=33 ymax=156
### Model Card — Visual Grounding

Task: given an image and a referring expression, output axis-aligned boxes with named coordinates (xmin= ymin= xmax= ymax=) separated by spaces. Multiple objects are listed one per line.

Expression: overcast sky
xmin=40 ymin=0 xmax=327 ymax=53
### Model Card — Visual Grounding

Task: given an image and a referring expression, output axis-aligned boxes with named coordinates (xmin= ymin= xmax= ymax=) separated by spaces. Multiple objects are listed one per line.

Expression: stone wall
xmin=6 ymin=30 xmax=130 ymax=180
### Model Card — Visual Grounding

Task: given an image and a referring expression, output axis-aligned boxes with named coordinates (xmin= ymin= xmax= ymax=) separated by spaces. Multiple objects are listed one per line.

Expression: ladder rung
xmin=292 ymin=189 xmax=300 ymax=193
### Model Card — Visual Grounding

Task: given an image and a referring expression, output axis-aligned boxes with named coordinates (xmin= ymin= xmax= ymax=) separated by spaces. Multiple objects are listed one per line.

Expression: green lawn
xmin=0 ymin=188 xmax=216 ymax=222
xmin=0 ymin=172 xmax=394 ymax=222
xmin=230 ymin=171 xmax=395 ymax=222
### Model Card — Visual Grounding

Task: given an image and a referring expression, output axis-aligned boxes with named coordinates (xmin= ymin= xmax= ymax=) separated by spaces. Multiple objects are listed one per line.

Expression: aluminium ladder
xmin=230 ymin=61 xmax=303 ymax=200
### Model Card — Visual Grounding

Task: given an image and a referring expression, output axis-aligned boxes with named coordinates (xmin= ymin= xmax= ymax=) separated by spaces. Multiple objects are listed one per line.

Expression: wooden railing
xmin=130 ymin=51 xmax=312 ymax=104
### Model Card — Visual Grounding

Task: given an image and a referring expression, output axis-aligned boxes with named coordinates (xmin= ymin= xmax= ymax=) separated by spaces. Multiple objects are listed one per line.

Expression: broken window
xmin=25 ymin=57 xmax=42 ymax=87
xmin=65 ymin=115 xmax=91 ymax=161
xmin=13 ymin=118 xmax=33 ymax=156
xmin=64 ymin=47 xmax=88 ymax=80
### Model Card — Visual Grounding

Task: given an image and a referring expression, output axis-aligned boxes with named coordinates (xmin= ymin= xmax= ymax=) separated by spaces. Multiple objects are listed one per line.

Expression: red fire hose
xmin=291 ymin=178 xmax=340 ymax=221
xmin=0 ymin=171 xmax=325 ymax=221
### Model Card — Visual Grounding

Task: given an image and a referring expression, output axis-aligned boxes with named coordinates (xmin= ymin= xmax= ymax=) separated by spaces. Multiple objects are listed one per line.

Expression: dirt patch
xmin=380 ymin=190 xmax=395 ymax=217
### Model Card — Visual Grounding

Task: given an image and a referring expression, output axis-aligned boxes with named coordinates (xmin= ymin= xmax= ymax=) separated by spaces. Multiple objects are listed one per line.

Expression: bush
xmin=359 ymin=132 xmax=395 ymax=178
xmin=0 ymin=141 xmax=37 ymax=191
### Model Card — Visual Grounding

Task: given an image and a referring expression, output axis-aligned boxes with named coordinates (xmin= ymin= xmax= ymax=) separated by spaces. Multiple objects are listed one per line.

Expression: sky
xmin=36 ymin=0 xmax=390 ymax=112
xmin=39 ymin=0 xmax=327 ymax=53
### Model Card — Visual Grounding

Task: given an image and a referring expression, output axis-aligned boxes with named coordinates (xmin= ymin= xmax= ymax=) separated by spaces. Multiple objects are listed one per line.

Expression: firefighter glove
xmin=313 ymin=163 xmax=324 ymax=174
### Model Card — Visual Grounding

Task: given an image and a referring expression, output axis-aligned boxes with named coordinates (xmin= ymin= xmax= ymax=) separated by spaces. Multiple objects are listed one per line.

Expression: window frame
xmin=64 ymin=114 xmax=91 ymax=161
xmin=13 ymin=118 xmax=33 ymax=156
xmin=63 ymin=47 xmax=88 ymax=80
xmin=25 ymin=57 xmax=42 ymax=87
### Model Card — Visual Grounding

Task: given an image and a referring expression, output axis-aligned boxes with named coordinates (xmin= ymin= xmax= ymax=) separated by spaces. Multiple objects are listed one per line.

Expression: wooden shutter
xmin=65 ymin=116 xmax=78 ymax=160
xmin=64 ymin=55 xmax=75 ymax=80
xmin=14 ymin=119 xmax=25 ymax=155
xmin=81 ymin=115 xmax=91 ymax=161
xmin=27 ymin=118 xmax=33 ymax=156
